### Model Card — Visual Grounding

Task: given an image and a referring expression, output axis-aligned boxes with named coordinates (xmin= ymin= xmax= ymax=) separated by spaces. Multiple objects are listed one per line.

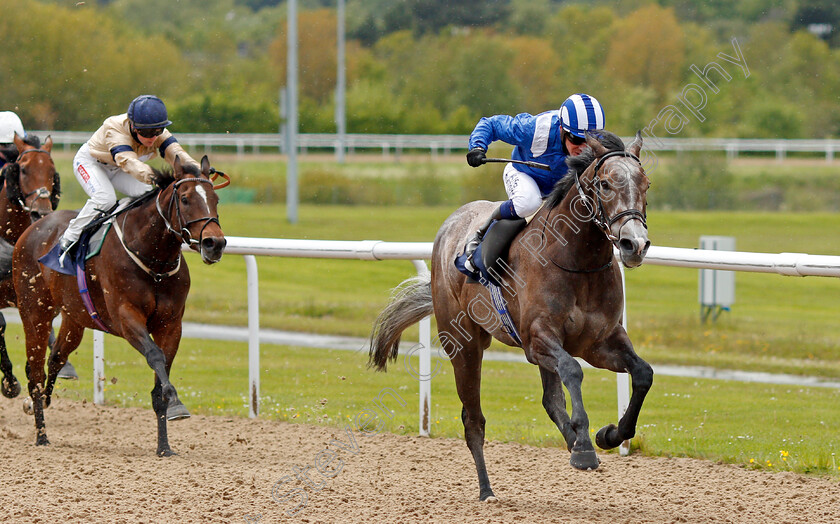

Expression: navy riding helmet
xmin=127 ymin=95 xmax=172 ymax=129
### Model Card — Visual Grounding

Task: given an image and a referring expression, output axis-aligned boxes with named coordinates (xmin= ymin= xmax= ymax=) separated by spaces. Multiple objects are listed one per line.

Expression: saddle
xmin=38 ymin=197 xmax=136 ymax=276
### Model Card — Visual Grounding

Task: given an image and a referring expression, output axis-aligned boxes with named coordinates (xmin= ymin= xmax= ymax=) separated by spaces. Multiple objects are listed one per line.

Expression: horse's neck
xmin=0 ymin=190 xmax=30 ymax=243
xmin=541 ymin=191 xmax=612 ymax=265
xmin=122 ymin=196 xmax=181 ymax=261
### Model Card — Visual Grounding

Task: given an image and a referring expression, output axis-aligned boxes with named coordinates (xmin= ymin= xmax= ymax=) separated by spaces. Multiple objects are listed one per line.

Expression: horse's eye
xmin=181 ymin=196 xmax=189 ymax=205
xmin=599 ymin=180 xmax=611 ymax=191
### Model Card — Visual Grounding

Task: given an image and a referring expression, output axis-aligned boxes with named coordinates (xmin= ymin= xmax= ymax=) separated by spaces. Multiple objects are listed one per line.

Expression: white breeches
xmin=63 ymin=143 xmax=153 ymax=242
xmin=502 ymin=163 xmax=543 ymax=218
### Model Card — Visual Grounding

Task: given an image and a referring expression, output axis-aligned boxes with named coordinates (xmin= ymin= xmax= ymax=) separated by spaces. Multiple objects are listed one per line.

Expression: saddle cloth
xmin=38 ymin=198 xmax=132 ymax=275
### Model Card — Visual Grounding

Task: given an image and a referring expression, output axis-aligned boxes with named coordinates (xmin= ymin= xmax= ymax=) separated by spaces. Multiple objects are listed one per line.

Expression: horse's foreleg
xmin=0 ymin=312 xmax=21 ymax=398
xmin=140 ymin=321 xmax=187 ymax=457
xmin=150 ymin=375 xmax=176 ymax=456
xmin=538 ymin=367 xmax=576 ymax=451
xmin=587 ymin=331 xmax=653 ymax=450
xmin=531 ymin=336 xmax=599 ymax=471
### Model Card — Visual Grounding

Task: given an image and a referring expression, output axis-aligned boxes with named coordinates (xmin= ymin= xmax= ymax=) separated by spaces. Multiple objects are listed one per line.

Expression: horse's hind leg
xmin=587 ymin=330 xmax=654 ymax=450
xmin=538 ymin=367 xmax=577 ymax=451
xmin=43 ymin=320 xmax=85 ymax=407
xmin=450 ymin=340 xmax=496 ymax=501
xmin=0 ymin=312 xmax=22 ymax=398
xmin=21 ymin=315 xmax=52 ymax=446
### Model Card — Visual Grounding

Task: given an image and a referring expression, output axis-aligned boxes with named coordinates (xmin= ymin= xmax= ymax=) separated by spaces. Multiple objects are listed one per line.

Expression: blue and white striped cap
xmin=559 ymin=93 xmax=605 ymax=137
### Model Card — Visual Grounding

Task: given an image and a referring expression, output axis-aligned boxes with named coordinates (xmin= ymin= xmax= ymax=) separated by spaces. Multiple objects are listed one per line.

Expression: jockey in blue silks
xmin=463 ymin=93 xmax=606 ymax=272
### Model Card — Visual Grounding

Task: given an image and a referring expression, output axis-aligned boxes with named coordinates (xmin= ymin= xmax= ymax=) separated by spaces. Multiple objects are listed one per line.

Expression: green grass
xmin=11 ymin=323 xmax=838 ymax=478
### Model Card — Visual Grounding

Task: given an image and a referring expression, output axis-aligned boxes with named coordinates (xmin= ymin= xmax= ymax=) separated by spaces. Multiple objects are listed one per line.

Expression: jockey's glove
xmin=466 ymin=147 xmax=486 ymax=167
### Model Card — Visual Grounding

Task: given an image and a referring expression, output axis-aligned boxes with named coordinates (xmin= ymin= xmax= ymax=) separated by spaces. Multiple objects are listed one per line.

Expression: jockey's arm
xmin=468 ymin=113 xmax=536 ymax=152
xmin=157 ymin=132 xmax=199 ymax=171
xmin=112 ymin=150 xmax=156 ymax=184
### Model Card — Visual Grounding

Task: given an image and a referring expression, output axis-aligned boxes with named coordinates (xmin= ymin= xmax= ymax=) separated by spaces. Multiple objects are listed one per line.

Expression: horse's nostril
xmin=619 ymin=238 xmax=635 ymax=253
xmin=201 ymin=238 xmax=215 ymax=250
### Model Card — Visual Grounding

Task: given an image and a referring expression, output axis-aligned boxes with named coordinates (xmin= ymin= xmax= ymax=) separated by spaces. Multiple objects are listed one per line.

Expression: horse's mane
xmin=21 ymin=134 xmax=41 ymax=148
xmin=150 ymin=161 xmax=202 ymax=190
xmin=545 ymin=131 xmax=626 ymax=209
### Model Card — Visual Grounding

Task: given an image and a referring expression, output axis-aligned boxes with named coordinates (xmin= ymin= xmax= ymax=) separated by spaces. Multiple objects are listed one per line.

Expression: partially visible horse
xmin=0 ymin=132 xmax=60 ymax=398
xmin=370 ymin=131 xmax=652 ymax=500
xmin=13 ymin=155 xmax=226 ymax=456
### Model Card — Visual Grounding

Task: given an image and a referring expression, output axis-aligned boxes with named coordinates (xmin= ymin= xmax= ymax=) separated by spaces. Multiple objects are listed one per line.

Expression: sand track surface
xmin=1 ymin=397 xmax=838 ymax=523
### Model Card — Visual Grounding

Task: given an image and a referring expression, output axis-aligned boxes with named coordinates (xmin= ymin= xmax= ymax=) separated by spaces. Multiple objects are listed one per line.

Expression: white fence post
xmin=245 ymin=255 xmax=260 ymax=418
xmin=93 ymin=330 xmax=105 ymax=405
xmin=411 ymin=259 xmax=432 ymax=437
xmin=617 ymin=263 xmax=631 ymax=456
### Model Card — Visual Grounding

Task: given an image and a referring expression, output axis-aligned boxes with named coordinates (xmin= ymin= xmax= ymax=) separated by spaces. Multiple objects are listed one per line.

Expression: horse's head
xmin=7 ymin=133 xmax=60 ymax=221
xmin=579 ymin=131 xmax=650 ymax=268
xmin=156 ymin=155 xmax=226 ymax=264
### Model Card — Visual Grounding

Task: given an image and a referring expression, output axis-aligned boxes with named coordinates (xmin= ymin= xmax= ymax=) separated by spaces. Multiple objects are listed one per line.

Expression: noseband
xmin=14 ymin=148 xmax=54 ymax=215
xmin=155 ymin=177 xmax=220 ymax=247
xmin=574 ymin=150 xmax=647 ymax=244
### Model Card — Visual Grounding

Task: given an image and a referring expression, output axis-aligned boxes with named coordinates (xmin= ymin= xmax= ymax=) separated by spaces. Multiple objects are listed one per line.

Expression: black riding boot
xmin=464 ymin=205 xmax=504 ymax=272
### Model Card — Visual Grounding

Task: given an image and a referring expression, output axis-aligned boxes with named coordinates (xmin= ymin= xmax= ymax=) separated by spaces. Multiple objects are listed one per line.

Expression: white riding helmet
xmin=0 ymin=111 xmax=25 ymax=143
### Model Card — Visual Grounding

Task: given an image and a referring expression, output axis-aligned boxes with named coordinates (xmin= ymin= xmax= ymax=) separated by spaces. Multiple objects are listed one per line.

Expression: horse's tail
xmin=368 ymin=273 xmax=433 ymax=371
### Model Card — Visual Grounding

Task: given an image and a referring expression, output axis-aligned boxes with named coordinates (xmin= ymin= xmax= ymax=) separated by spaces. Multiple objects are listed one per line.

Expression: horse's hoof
xmin=595 ymin=424 xmax=622 ymax=450
xmin=57 ymin=361 xmax=79 ymax=380
xmin=2 ymin=377 xmax=21 ymax=398
xmin=22 ymin=397 xmax=33 ymax=416
xmin=479 ymin=490 xmax=497 ymax=502
xmin=570 ymin=449 xmax=600 ymax=471
xmin=484 ymin=496 xmax=499 ymax=503
xmin=158 ymin=449 xmax=178 ymax=457
xmin=35 ymin=435 xmax=50 ymax=446
xmin=166 ymin=403 xmax=191 ymax=421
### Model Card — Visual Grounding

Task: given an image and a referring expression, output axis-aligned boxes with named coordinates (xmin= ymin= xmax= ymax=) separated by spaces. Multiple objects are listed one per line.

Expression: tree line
xmin=3 ymin=0 xmax=839 ymax=139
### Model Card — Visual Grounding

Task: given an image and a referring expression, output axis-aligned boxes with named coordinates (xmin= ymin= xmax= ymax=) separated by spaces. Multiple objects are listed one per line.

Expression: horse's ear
xmin=173 ymin=155 xmax=184 ymax=177
xmin=43 ymin=135 xmax=53 ymax=153
xmin=13 ymin=132 xmax=24 ymax=153
xmin=200 ymin=155 xmax=211 ymax=177
xmin=627 ymin=130 xmax=643 ymax=157
xmin=584 ymin=131 xmax=608 ymax=157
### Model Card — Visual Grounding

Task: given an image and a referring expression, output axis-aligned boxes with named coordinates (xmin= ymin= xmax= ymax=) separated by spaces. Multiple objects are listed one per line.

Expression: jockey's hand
xmin=466 ymin=147 xmax=486 ymax=167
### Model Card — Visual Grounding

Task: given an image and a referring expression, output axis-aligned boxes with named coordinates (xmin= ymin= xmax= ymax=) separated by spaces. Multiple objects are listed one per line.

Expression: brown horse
xmin=370 ymin=131 xmax=652 ymax=500
xmin=13 ymin=155 xmax=226 ymax=456
xmin=0 ymin=132 xmax=60 ymax=398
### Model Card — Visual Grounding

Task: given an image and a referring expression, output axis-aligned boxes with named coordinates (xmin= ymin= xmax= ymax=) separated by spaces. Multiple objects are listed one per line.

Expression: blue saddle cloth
xmin=453 ymin=222 xmax=521 ymax=345
xmin=39 ymin=231 xmax=93 ymax=276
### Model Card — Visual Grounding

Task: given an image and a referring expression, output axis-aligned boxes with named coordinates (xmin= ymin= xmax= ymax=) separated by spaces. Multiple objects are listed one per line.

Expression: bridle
xmin=547 ymin=150 xmax=647 ymax=273
xmin=13 ymin=148 xmax=54 ymax=216
xmin=573 ymin=150 xmax=647 ymax=244
xmin=113 ymin=174 xmax=224 ymax=281
xmin=155 ymin=177 xmax=220 ymax=247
